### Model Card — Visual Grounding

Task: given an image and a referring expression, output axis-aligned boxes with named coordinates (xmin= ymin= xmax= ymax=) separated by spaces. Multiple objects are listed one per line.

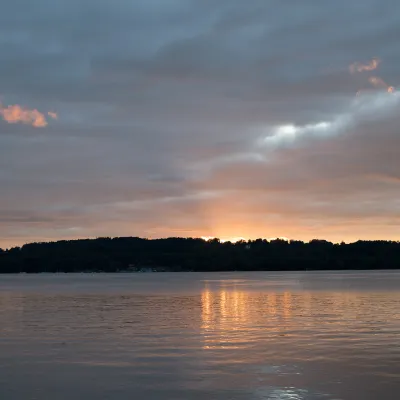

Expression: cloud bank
xmin=1 ymin=0 xmax=400 ymax=247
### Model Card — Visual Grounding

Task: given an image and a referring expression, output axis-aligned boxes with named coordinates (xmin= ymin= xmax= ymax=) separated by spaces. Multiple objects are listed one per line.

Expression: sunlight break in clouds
xmin=258 ymin=89 xmax=400 ymax=149
xmin=0 ymin=103 xmax=57 ymax=127
xmin=258 ymin=58 xmax=398 ymax=149
xmin=260 ymin=121 xmax=332 ymax=146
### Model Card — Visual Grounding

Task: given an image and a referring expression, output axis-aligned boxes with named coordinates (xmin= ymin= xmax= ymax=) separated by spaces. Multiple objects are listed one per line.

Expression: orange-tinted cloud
xmin=368 ymin=76 xmax=395 ymax=93
xmin=349 ymin=58 xmax=380 ymax=74
xmin=350 ymin=58 xmax=396 ymax=94
xmin=0 ymin=103 xmax=57 ymax=127
xmin=47 ymin=111 xmax=58 ymax=120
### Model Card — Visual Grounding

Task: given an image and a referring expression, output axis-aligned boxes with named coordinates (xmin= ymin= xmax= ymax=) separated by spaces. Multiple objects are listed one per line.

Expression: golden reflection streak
xmin=201 ymin=286 xmax=282 ymax=349
xmin=266 ymin=292 xmax=277 ymax=316
xmin=282 ymin=291 xmax=292 ymax=318
xmin=200 ymin=287 xmax=400 ymax=350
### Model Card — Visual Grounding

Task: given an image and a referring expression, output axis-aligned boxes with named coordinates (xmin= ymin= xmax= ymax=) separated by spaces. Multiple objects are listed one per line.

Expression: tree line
xmin=0 ymin=237 xmax=399 ymax=273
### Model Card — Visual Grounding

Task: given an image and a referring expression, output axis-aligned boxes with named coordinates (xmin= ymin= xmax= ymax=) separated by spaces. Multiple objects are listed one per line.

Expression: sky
xmin=1 ymin=0 xmax=400 ymax=248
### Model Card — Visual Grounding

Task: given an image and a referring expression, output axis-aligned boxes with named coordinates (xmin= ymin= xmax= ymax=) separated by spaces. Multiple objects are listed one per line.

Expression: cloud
xmin=256 ymin=90 xmax=400 ymax=149
xmin=349 ymin=57 xmax=396 ymax=94
xmin=368 ymin=76 xmax=395 ymax=93
xmin=349 ymin=58 xmax=380 ymax=73
xmin=0 ymin=103 xmax=57 ymax=127
xmin=47 ymin=111 xmax=58 ymax=120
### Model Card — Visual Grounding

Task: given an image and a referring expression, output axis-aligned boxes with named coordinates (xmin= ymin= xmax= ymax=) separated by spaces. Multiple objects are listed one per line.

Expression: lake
xmin=0 ymin=271 xmax=399 ymax=399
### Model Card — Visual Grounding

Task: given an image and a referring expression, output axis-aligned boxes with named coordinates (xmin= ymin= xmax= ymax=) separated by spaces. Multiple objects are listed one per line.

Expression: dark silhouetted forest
xmin=1 ymin=237 xmax=399 ymax=273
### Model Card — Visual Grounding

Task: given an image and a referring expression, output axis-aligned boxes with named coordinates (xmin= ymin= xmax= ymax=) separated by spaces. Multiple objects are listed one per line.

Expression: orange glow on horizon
xmin=201 ymin=235 xmax=290 ymax=243
xmin=201 ymin=236 xmax=246 ymax=243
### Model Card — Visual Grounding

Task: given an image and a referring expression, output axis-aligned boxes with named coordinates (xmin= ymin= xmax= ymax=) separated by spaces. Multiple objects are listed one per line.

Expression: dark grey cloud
xmin=1 ymin=0 xmax=400 ymax=246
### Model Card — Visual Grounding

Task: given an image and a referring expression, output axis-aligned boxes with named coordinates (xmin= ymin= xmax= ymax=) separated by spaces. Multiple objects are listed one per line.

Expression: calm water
xmin=0 ymin=271 xmax=399 ymax=400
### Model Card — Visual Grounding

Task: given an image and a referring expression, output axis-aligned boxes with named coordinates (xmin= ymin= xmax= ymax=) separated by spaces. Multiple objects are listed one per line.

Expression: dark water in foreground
xmin=0 ymin=271 xmax=399 ymax=400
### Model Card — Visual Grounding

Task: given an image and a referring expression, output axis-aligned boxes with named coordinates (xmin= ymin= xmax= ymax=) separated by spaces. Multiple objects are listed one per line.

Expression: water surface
xmin=0 ymin=271 xmax=399 ymax=399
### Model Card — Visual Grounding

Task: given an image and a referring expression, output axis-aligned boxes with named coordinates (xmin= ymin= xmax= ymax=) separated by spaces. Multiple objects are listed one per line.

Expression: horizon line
xmin=2 ymin=235 xmax=400 ymax=250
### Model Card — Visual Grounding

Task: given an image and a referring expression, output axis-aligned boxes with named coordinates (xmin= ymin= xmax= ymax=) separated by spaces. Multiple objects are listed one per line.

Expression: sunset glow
xmin=1 ymin=1 xmax=400 ymax=248
xmin=1 ymin=3 xmax=400 ymax=400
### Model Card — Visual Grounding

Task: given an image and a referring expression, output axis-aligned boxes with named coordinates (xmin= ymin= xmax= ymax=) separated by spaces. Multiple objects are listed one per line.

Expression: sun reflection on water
xmin=200 ymin=284 xmax=400 ymax=352
xmin=201 ymin=284 xmax=297 ymax=350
